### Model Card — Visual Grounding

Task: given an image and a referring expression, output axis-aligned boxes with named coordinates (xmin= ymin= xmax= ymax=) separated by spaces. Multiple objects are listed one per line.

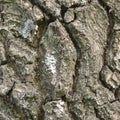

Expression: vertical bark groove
xmin=98 ymin=0 xmax=115 ymax=92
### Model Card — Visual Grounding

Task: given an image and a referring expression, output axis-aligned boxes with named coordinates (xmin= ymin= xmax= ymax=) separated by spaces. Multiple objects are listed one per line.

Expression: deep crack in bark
xmin=98 ymin=0 xmax=115 ymax=92
xmin=60 ymin=21 xmax=81 ymax=120
xmin=6 ymin=82 xmax=16 ymax=96
xmin=61 ymin=23 xmax=80 ymax=95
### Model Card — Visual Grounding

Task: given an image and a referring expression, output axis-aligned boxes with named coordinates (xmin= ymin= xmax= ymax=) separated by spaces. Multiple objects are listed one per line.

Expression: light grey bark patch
xmin=40 ymin=20 xmax=77 ymax=101
xmin=22 ymin=19 xmax=35 ymax=38
xmin=44 ymin=53 xmax=57 ymax=74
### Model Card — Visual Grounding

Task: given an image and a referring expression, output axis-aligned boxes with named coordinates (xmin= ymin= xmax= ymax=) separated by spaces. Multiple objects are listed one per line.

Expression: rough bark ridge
xmin=0 ymin=0 xmax=120 ymax=120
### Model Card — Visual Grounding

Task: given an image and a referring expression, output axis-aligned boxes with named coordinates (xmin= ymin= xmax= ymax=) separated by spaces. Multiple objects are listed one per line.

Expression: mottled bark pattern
xmin=0 ymin=0 xmax=120 ymax=120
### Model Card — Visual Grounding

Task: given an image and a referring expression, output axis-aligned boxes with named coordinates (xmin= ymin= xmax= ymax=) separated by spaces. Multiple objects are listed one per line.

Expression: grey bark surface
xmin=0 ymin=0 xmax=120 ymax=120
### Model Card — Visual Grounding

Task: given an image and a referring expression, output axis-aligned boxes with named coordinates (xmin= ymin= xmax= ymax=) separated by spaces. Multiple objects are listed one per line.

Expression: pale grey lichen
xmin=44 ymin=53 xmax=57 ymax=74
xmin=22 ymin=19 xmax=35 ymax=38
xmin=81 ymin=0 xmax=88 ymax=5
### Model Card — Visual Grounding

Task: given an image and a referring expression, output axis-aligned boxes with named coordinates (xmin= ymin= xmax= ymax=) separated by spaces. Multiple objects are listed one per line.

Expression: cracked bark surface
xmin=0 ymin=0 xmax=120 ymax=120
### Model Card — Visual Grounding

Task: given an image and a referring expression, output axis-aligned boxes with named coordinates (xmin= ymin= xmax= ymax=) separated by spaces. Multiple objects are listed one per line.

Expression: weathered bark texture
xmin=0 ymin=0 xmax=120 ymax=120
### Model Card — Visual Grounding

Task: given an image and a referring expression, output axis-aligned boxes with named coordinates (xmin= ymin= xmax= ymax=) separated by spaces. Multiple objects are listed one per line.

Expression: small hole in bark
xmin=61 ymin=95 xmax=67 ymax=102
xmin=58 ymin=84 xmax=61 ymax=89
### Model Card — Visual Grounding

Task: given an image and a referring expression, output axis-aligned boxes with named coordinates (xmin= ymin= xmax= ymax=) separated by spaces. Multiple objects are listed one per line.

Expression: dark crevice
xmin=70 ymin=3 xmax=83 ymax=8
xmin=55 ymin=0 xmax=60 ymax=5
xmin=114 ymin=85 xmax=120 ymax=102
xmin=109 ymin=99 xmax=118 ymax=103
xmin=62 ymin=24 xmax=80 ymax=53
xmin=60 ymin=5 xmax=68 ymax=22
xmin=98 ymin=0 xmax=115 ymax=92
xmin=61 ymin=95 xmax=67 ymax=102
xmin=99 ymin=67 xmax=114 ymax=92
xmin=60 ymin=22 xmax=81 ymax=120
xmin=38 ymin=105 xmax=45 ymax=120
xmin=35 ymin=39 xmax=45 ymax=120
xmin=61 ymin=23 xmax=80 ymax=95
xmin=6 ymin=82 xmax=16 ymax=96
xmin=35 ymin=17 xmax=49 ymax=120
xmin=0 ymin=60 xmax=7 ymax=66
xmin=67 ymin=101 xmax=78 ymax=120
xmin=60 ymin=22 xmax=80 ymax=120
xmin=36 ymin=17 xmax=52 ymax=88
xmin=72 ymin=57 xmax=80 ymax=94
xmin=94 ymin=98 xmax=118 ymax=106
xmin=107 ymin=64 xmax=114 ymax=73
xmin=0 ymin=13 xmax=4 ymax=23
xmin=94 ymin=107 xmax=104 ymax=120
xmin=99 ymin=66 xmax=114 ymax=92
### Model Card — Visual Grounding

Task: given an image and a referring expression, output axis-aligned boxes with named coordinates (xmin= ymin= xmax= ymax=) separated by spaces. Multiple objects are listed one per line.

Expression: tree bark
xmin=0 ymin=0 xmax=120 ymax=120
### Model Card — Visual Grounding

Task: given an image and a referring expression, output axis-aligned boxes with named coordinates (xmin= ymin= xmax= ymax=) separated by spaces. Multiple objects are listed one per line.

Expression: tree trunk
xmin=0 ymin=0 xmax=120 ymax=120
